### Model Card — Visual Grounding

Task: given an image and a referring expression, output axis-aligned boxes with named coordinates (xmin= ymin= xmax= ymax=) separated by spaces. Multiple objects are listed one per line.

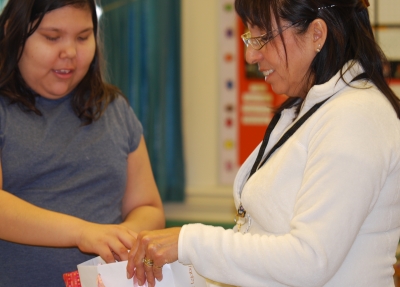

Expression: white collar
xmin=299 ymin=61 xmax=368 ymax=115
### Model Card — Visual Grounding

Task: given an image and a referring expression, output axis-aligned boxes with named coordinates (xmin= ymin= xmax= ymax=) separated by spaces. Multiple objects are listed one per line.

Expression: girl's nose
xmin=59 ymin=41 xmax=77 ymax=59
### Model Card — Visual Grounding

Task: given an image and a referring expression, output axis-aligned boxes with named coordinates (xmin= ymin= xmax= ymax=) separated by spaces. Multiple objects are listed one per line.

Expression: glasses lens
xmin=241 ymin=32 xmax=268 ymax=50
xmin=249 ymin=38 xmax=261 ymax=50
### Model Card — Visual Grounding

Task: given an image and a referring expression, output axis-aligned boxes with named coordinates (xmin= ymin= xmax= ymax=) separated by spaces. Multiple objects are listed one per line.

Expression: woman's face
xmin=18 ymin=5 xmax=95 ymax=100
xmin=245 ymin=20 xmax=317 ymax=98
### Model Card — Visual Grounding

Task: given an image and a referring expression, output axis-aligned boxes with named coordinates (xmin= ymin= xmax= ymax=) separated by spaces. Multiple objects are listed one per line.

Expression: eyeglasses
xmin=241 ymin=20 xmax=305 ymax=50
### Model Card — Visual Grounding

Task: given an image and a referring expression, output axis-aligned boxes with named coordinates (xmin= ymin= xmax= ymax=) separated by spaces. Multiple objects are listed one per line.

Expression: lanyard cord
xmin=247 ymin=96 xmax=332 ymax=181
xmin=247 ymin=110 xmax=282 ymax=179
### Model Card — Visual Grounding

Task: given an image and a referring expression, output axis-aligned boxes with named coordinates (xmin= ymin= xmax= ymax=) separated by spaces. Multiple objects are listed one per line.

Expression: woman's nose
xmin=245 ymin=47 xmax=263 ymax=64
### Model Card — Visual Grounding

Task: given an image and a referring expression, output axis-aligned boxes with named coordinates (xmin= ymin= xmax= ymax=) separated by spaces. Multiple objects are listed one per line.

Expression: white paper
xmin=77 ymin=257 xmax=108 ymax=287
xmin=77 ymin=256 xmax=208 ymax=287
xmin=97 ymin=261 xmax=133 ymax=287
xmin=153 ymin=264 xmax=175 ymax=287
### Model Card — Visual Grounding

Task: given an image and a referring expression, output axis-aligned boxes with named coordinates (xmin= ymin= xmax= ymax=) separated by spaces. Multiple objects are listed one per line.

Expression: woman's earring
xmin=316 ymin=44 xmax=321 ymax=53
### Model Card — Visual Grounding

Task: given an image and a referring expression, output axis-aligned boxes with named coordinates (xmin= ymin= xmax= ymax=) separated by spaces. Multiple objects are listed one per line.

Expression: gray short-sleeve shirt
xmin=0 ymin=93 xmax=143 ymax=286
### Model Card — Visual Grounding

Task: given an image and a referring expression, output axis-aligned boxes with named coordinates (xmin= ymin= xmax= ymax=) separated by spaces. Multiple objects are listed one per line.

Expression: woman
xmin=0 ymin=0 xmax=164 ymax=286
xmin=127 ymin=0 xmax=400 ymax=286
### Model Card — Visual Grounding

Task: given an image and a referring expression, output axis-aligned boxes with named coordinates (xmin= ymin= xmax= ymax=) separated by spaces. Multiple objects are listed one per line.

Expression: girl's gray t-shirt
xmin=0 ymin=93 xmax=143 ymax=286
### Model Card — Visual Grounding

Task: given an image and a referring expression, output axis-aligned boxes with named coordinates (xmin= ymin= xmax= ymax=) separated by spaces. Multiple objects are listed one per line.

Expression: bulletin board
xmin=218 ymin=0 xmax=284 ymax=184
xmin=370 ymin=0 xmax=400 ymax=98
xmin=218 ymin=0 xmax=239 ymax=185
xmin=218 ymin=0 xmax=400 ymax=185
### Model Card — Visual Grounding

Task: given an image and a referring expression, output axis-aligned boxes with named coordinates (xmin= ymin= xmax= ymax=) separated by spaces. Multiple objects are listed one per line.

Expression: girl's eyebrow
xmin=38 ymin=27 xmax=94 ymax=33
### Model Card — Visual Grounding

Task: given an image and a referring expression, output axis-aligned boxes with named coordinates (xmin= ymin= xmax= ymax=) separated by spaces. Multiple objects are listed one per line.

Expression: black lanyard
xmin=247 ymin=96 xmax=332 ymax=181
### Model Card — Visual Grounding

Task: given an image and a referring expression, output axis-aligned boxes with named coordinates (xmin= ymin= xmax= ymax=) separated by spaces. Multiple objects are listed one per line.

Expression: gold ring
xmin=142 ymin=257 xmax=154 ymax=267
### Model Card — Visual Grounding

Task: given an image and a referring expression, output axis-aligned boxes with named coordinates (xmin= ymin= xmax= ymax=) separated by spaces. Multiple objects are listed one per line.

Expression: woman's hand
xmin=76 ymin=222 xmax=137 ymax=263
xmin=126 ymin=227 xmax=181 ymax=287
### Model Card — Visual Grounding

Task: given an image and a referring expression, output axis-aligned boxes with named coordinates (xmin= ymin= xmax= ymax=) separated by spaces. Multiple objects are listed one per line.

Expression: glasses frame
xmin=241 ymin=20 xmax=305 ymax=50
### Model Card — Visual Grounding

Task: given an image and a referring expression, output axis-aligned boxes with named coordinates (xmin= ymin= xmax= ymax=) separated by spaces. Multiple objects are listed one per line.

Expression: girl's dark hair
xmin=0 ymin=0 xmax=121 ymax=124
xmin=235 ymin=0 xmax=400 ymax=118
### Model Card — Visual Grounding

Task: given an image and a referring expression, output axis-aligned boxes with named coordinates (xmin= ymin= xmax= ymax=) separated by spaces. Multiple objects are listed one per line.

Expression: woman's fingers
xmin=153 ymin=264 xmax=164 ymax=282
xmin=130 ymin=239 xmax=147 ymax=284
xmin=143 ymin=259 xmax=156 ymax=287
xmin=126 ymin=228 xmax=182 ymax=285
xmin=126 ymin=234 xmax=141 ymax=279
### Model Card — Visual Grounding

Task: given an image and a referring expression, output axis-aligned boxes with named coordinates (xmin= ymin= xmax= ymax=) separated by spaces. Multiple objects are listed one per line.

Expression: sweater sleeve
xmin=178 ymin=89 xmax=400 ymax=287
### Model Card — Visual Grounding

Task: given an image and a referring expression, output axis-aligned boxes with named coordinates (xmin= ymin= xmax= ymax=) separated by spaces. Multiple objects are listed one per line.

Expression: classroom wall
xmin=181 ymin=0 xmax=220 ymax=190
xmin=164 ymin=0 xmax=235 ymax=225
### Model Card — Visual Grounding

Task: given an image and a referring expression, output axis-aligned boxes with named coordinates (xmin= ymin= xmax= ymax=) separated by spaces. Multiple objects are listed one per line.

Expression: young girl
xmin=0 ymin=0 xmax=164 ymax=285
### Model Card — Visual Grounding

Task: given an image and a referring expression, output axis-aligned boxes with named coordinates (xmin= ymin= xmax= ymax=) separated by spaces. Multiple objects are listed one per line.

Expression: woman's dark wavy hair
xmin=0 ymin=0 xmax=121 ymax=124
xmin=235 ymin=0 xmax=400 ymax=118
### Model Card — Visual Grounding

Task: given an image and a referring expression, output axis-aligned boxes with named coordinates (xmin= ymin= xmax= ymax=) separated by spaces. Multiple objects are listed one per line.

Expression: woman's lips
xmin=262 ymin=69 xmax=274 ymax=80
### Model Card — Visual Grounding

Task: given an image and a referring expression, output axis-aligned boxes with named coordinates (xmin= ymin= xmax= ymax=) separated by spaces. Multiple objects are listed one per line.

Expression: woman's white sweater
xmin=178 ymin=62 xmax=400 ymax=287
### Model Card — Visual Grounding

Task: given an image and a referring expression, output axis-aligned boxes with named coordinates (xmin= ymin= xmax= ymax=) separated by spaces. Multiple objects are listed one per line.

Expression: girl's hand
xmin=76 ymin=222 xmax=137 ymax=263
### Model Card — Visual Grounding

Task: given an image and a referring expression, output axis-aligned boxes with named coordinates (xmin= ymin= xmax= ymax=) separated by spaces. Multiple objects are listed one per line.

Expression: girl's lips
xmin=54 ymin=69 xmax=72 ymax=74
xmin=53 ymin=69 xmax=73 ymax=78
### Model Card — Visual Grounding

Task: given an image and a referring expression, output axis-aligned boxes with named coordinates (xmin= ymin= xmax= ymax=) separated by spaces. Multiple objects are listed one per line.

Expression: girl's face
xmin=18 ymin=4 xmax=95 ymax=100
xmin=245 ymin=20 xmax=317 ymax=98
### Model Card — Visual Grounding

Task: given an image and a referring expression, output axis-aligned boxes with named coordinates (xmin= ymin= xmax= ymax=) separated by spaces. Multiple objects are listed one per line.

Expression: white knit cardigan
xmin=178 ymin=62 xmax=400 ymax=287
